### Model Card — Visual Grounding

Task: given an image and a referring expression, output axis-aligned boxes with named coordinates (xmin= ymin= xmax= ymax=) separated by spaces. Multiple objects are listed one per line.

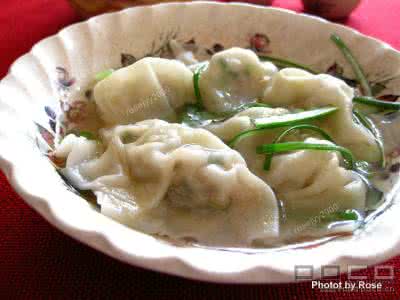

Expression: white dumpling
xmin=55 ymin=133 xmax=128 ymax=192
xmin=263 ymin=68 xmax=379 ymax=162
xmin=263 ymin=138 xmax=366 ymax=219
xmin=148 ymin=58 xmax=195 ymax=109
xmin=55 ymin=120 xmax=279 ymax=246
xmin=54 ymin=134 xmax=99 ymax=167
xmin=199 ymin=47 xmax=278 ymax=113
xmin=207 ymin=109 xmax=366 ymax=223
xmin=206 ymin=107 xmax=299 ymax=178
xmin=94 ymin=58 xmax=195 ymax=125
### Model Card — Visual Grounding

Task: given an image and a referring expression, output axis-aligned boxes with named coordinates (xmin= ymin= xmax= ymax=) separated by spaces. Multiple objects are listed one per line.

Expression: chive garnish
xmin=193 ymin=63 xmax=208 ymax=108
xmin=330 ymin=34 xmax=372 ymax=96
xmin=259 ymin=55 xmax=317 ymax=74
xmin=353 ymin=96 xmax=400 ymax=110
xmin=263 ymin=125 xmax=335 ymax=170
xmin=228 ymin=107 xmax=337 ymax=147
xmin=352 ymin=109 xmax=380 ymax=137
xmin=273 ymin=124 xmax=334 ymax=144
xmin=77 ymin=131 xmax=96 ymax=140
xmin=256 ymin=142 xmax=355 ymax=170
xmin=254 ymin=107 xmax=338 ymax=129
xmin=353 ymin=109 xmax=385 ymax=168
xmin=322 ymin=210 xmax=360 ymax=222
xmin=95 ymin=69 xmax=114 ymax=81
xmin=228 ymin=127 xmax=271 ymax=148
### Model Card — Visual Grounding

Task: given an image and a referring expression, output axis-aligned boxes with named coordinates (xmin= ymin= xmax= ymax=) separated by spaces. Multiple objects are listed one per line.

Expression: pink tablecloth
xmin=1 ymin=1 xmax=400 ymax=299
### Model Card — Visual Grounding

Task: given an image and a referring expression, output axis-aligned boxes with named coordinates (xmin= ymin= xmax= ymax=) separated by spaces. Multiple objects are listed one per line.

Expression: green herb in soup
xmin=53 ymin=35 xmax=398 ymax=248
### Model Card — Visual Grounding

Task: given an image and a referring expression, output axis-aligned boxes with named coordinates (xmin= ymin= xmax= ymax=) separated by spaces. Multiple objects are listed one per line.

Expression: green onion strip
xmin=193 ymin=63 xmax=208 ymax=109
xmin=259 ymin=55 xmax=317 ymax=74
xmin=256 ymin=142 xmax=355 ymax=170
xmin=95 ymin=69 xmax=114 ymax=81
xmin=263 ymin=125 xmax=335 ymax=170
xmin=228 ymin=107 xmax=338 ymax=147
xmin=330 ymin=34 xmax=372 ymax=96
xmin=353 ymin=109 xmax=386 ymax=168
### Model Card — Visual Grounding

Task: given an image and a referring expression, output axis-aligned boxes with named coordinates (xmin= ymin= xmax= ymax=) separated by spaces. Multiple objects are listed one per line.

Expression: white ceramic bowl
xmin=1 ymin=2 xmax=400 ymax=283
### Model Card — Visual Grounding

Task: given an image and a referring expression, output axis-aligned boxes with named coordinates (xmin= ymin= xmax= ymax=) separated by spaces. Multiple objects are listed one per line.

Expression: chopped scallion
xmin=193 ymin=63 xmax=208 ymax=108
xmin=330 ymin=34 xmax=372 ymax=96
xmin=95 ymin=69 xmax=114 ymax=81
xmin=77 ymin=131 xmax=96 ymax=140
xmin=322 ymin=210 xmax=360 ymax=222
xmin=229 ymin=107 xmax=337 ymax=147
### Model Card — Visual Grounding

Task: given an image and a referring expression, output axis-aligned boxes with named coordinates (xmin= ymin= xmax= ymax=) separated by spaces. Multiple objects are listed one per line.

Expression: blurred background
xmin=68 ymin=0 xmax=361 ymax=20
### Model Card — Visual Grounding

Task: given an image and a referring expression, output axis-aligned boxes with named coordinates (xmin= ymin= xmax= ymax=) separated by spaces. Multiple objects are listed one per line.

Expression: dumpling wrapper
xmin=263 ymin=138 xmax=366 ymax=219
xmin=94 ymin=58 xmax=195 ymax=125
xmin=263 ymin=68 xmax=380 ymax=162
xmin=199 ymin=47 xmax=277 ymax=113
xmin=55 ymin=120 xmax=279 ymax=246
xmin=207 ymin=110 xmax=366 ymax=227
xmin=206 ymin=106 xmax=301 ymax=176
